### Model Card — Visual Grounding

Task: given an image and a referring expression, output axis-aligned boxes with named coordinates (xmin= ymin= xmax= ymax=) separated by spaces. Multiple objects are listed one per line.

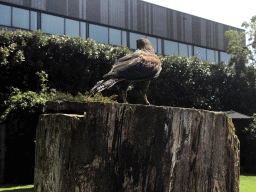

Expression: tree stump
xmin=34 ymin=101 xmax=239 ymax=192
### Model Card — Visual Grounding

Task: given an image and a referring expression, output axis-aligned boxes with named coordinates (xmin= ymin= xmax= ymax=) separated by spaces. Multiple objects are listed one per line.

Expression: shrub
xmin=0 ymin=71 xmax=56 ymax=123
xmin=1 ymin=29 xmax=256 ymax=114
xmin=2 ymin=29 xmax=256 ymax=179
xmin=0 ymin=29 xmax=131 ymax=96
xmin=50 ymin=91 xmax=118 ymax=103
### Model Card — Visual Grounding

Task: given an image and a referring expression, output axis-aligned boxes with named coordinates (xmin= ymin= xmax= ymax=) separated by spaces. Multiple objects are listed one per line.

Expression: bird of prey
xmin=86 ymin=38 xmax=162 ymax=105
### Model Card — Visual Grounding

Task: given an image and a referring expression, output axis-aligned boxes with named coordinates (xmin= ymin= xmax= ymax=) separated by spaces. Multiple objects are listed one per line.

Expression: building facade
xmin=0 ymin=0 xmax=245 ymax=63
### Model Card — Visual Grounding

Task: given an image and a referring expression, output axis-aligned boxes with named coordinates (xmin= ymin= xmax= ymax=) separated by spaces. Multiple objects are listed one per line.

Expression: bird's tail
xmin=86 ymin=79 xmax=121 ymax=100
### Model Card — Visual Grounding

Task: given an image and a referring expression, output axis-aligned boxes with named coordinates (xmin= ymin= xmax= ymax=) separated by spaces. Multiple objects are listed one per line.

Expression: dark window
xmin=194 ymin=46 xmax=206 ymax=61
xmin=30 ymin=11 xmax=37 ymax=31
xmin=80 ymin=22 xmax=86 ymax=39
xmin=65 ymin=19 xmax=79 ymax=37
xmin=188 ymin=45 xmax=193 ymax=57
xmin=179 ymin=43 xmax=188 ymax=57
xmin=220 ymin=52 xmax=231 ymax=64
xmin=147 ymin=36 xmax=157 ymax=53
xmin=0 ymin=4 xmax=11 ymax=26
xmin=13 ymin=7 xmax=29 ymax=29
xmin=158 ymin=39 xmax=162 ymax=54
xmin=207 ymin=49 xmax=215 ymax=62
xmin=215 ymin=51 xmax=219 ymax=63
xmin=164 ymin=40 xmax=178 ymax=56
xmin=109 ymin=28 xmax=121 ymax=46
xmin=89 ymin=24 xmax=108 ymax=44
xmin=130 ymin=32 xmax=145 ymax=49
xmin=122 ymin=31 xmax=127 ymax=46
xmin=41 ymin=14 xmax=64 ymax=35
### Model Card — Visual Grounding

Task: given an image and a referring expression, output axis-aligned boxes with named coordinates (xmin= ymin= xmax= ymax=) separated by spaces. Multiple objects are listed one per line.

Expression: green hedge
xmin=1 ymin=29 xmax=256 ymax=114
xmin=0 ymin=29 xmax=125 ymax=184
xmin=0 ymin=29 xmax=131 ymax=96
xmin=1 ymin=29 xmax=256 ymax=183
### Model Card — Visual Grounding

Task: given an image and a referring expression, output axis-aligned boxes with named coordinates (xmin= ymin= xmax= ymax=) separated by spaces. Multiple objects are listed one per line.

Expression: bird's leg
xmin=118 ymin=81 xmax=131 ymax=104
xmin=140 ymin=80 xmax=151 ymax=105
xmin=121 ymin=89 xmax=128 ymax=104
xmin=142 ymin=94 xmax=150 ymax=105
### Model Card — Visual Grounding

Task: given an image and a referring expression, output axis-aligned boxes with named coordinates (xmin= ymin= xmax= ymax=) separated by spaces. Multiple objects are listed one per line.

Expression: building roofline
xmin=141 ymin=0 xmax=245 ymax=31
xmin=0 ymin=0 xmax=245 ymax=31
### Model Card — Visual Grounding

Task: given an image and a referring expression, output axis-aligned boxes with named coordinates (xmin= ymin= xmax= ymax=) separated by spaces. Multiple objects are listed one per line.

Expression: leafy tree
xmin=242 ymin=15 xmax=256 ymax=59
xmin=1 ymin=29 xmax=256 ymax=115
xmin=245 ymin=113 xmax=256 ymax=139
xmin=242 ymin=113 xmax=256 ymax=172
xmin=0 ymin=71 xmax=56 ymax=123
xmin=225 ymin=30 xmax=252 ymax=75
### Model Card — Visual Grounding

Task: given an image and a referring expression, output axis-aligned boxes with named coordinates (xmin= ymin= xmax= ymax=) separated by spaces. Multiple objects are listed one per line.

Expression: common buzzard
xmin=86 ymin=38 xmax=162 ymax=105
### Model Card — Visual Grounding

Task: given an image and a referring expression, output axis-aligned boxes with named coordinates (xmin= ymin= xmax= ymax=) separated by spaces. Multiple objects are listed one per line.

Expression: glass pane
xmin=207 ymin=49 xmax=215 ymax=62
xmin=89 ymin=24 xmax=108 ymax=44
xmin=13 ymin=7 xmax=29 ymax=29
xmin=188 ymin=45 xmax=193 ymax=57
xmin=220 ymin=52 xmax=231 ymax=64
xmin=122 ymin=31 xmax=127 ymax=46
xmin=146 ymin=36 xmax=157 ymax=53
xmin=164 ymin=40 xmax=178 ymax=56
xmin=80 ymin=22 xmax=86 ymax=39
xmin=215 ymin=51 xmax=219 ymax=63
xmin=109 ymin=28 xmax=121 ymax=46
xmin=130 ymin=32 xmax=145 ymax=49
xmin=158 ymin=39 xmax=162 ymax=54
xmin=66 ymin=19 xmax=79 ymax=37
xmin=0 ymin=4 xmax=11 ymax=26
xmin=41 ymin=14 xmax=64 ymax=35
xmin=179 ymin=43 xmax=188 ymax=57
xmin=194 ymin=46 xmax=206 ymax=61
xmin=30 ymin=11 xmax=37 ymax=31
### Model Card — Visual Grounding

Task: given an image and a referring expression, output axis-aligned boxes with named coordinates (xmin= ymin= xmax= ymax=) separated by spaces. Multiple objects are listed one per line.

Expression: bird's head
xmin=136 ymin=38 xmax=155 ymax=53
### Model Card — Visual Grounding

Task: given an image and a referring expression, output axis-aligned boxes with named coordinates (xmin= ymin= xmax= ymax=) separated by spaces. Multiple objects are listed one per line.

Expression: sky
xmin=142 ymin=0 xmax=255 ymax=29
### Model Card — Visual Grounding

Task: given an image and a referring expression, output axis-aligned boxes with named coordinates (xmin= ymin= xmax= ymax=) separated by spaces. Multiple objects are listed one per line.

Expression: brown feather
xmin=86 ymin=38 xmax=162 ymax=105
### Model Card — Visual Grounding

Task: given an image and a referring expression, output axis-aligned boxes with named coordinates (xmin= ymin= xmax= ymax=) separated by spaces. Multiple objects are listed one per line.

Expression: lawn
xmin=0 ymin=175 xmax=254 ymax=191
xmin=240 ymin=174 xmax=256 ymax=192
xmin=0 ymin=185 xmax=34 ymax=192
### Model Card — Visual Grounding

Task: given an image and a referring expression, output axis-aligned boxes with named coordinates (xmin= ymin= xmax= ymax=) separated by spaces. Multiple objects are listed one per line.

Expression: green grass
xmin=0 ymin=175 xmax=254 ymax=191
xmin=0 ymin=185 xmax=34 ymax=192
xmin=240 ymin=174 xmax=256 ymax=192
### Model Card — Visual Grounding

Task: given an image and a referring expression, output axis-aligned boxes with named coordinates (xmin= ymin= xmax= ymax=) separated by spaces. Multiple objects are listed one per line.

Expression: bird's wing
xmin=115 ymin=50 xmax=142 ymax=63
xmin=104 ymin=51 xmax=162 ymax=80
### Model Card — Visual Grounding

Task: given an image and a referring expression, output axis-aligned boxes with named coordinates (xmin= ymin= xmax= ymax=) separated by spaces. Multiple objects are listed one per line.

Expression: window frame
xmin=0 ymin=4 xmax=11 ymax=26
xmin=89 ymin=23 xmax=109 ymax=44
xmin=12 ymin=7 xmax=30 ymax=30
xmin=109 ymin=28 xmax=122 ymax=46
xmin=65 ymin=18 xmax=80 ymax=37
xmin=0 ymin=3 xmax=227 ymax=62
xmin=194 ymin=46 xmax=207 ymax=61
xmin=179 ymin=43 xmax=188 ymax=57
xmin=164 ymin=40 xmax=178 ymax=56
xmin=41 ymin=13 xmax=65 ymax=35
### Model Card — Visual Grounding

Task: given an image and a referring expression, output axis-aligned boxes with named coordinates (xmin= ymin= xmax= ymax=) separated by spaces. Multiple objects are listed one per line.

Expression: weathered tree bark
xmin=34 ymin=101 xmax=239 ymax=192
